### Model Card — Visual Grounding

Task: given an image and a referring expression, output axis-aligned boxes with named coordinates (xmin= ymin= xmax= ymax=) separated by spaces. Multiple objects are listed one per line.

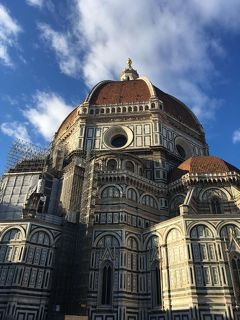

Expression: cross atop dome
xmin=120 ymin=58 xmax=139 ymax=81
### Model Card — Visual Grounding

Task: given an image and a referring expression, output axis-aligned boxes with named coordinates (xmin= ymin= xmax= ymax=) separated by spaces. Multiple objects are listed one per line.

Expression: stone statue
xmin=127 ymin=58 xmax=132 ymax=68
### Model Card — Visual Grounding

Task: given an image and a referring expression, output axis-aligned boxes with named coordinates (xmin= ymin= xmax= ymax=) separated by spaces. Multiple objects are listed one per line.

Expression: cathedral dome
xmin=55 ymin=77 xmax=203 ymax=139
xmin=170 ymin=156 xmax=240 ymax=182
xmin=85 ymin=78 xmax=202 ymax=132
xmin=86 ymin=79 xmax=151 ymax=105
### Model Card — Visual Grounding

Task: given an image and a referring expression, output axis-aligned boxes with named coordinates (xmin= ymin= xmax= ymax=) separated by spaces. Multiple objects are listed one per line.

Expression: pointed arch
xmin=99 ymin=260 xmax=113 ymax=306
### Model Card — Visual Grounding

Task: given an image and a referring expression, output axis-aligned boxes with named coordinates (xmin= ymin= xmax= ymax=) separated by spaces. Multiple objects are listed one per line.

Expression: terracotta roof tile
xmin=55 ymin=78 xmax=204 ymax=139
xmin=55 ymin=107 xmax=78 ymax=138
xmin=89 ymin=80 xmax=151 ymax=105
xmin=169 ymin=156 xmax=240 ymax=182
xmin=154 ymin=86 xmax=201 ymax=132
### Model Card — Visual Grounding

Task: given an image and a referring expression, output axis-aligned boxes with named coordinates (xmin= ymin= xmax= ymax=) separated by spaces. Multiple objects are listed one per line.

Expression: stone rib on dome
xmin=153 ymin=86 xmax=201 ymax=132
xmin=169 ymin=156 xmax=240 ymax=182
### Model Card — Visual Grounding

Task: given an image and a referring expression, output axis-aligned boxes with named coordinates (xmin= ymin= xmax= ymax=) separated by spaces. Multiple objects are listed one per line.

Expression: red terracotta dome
xmin=153 ymin=85 xmax=201 ymax=132
xmin=55 ymin=107 xmax=78 ymax=138
xmin=55 ymin=77 xmax=203 ymax=139
xmin=88 ymin=80 xmax=151 ymax=105
xmin=169 ymin=156 xmax=240 ymax=182
xmin=86 ymin=78 xmax=202 ymax=132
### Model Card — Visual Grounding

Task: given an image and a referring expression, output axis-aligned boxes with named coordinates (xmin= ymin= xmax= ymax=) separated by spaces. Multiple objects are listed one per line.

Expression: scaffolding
xmin=5 ymin=139 xmax=50 ymax=173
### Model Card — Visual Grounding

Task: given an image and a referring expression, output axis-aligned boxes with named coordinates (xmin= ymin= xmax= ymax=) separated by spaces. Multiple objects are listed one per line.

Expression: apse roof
xmin=169 ymin=156 xmax=240 ymax=182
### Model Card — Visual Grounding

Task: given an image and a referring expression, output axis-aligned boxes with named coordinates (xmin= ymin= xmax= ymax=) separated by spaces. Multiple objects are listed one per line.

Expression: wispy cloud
xmin=37 ymin=0 xmax=240 ymax=122
xmin=233 ymin=129 xmax=240 ymax=144
xmin=38 ymin=23 xmax=81 ymax=77
xmin=23 ymin=91 xmax=73 ymax=141
xmin=0 ymin=4 xmax=22 ymax=66
xmin=26 ymin=0 xmax=43 ymax=7
xmin=0 ymin=122 xmax=31 ymax=142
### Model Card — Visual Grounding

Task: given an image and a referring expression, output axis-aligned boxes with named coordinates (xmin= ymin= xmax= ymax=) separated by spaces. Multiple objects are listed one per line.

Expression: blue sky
xmin=0 ymin=0 xmax=240 ymax=174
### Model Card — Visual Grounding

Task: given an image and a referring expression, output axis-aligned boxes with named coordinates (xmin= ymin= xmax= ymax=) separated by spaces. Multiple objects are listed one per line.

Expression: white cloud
xmin=0 ymin=4 xmax=22 ymax=66
xmin=0 ymin=122 xmax=31 ymax=142
xmin=26 ymin=0 xmax=43 ymax=7
xmin=37 ymin=0 xmax=240 ymax=121
xmin=38 ymin=23 xmax=81 ymax=77
xmin=23 ymin=91 xmax=73 ymax=141
xmin=233 ymin=129 xmax=240 ymax=144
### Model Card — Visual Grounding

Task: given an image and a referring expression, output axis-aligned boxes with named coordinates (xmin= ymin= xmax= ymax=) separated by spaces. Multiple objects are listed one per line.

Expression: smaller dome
xmin=169 ymin=156 xmax=240 ymax=182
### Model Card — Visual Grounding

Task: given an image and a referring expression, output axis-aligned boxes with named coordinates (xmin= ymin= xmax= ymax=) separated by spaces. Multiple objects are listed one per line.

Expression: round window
xmin=176 ymin=144 xmax=186 ymax=158
xmin=111 ymin=135 xmax=127 ymax=148
xmin=104 ymin=126 xmax=133 ymax=150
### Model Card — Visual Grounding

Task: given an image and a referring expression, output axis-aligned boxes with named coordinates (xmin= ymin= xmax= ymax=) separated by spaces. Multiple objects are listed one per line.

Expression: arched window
xmin=125 ymin=161 xmax=134 ymax=173
xmin=142 ymin=195 xmax=158 ymax=209
xmin=170 ymin=195 xmax=185 ymax=217
xmin=127 ymin=188 xmax=137 ymax=202
xmin=151 ymin=263 xmax=161 ymax=306
xmin=101 ymin=262 xmax=113 ymax=305
xmin=190 ymin=225 xmax=215 ymax=287
xmin=107 ymin=159 xmax=117 ymax=171
xmin=220 ymin=224 xmax=240 ymax=240
xmin=0 ymin=228 xmax=23 ymax=263
xmin=210 ymin=197 xmax=222 ymax=214
xmin=190 ymin=225 xmax=213 ymax=239
xmin=127 ymin=237 xmax=138 ymax=250
xmin=96 ymin=235 xmax=120 ymax=249
xmin=30 ymin=231 xmax=50 ymax=246
xmin=176 ymin=144 xmax=186 ymax=158
xmin=101 ymin=186 xmax=120 ymax=198
xmin=2 ymin=229 xmax=21 ymax=242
